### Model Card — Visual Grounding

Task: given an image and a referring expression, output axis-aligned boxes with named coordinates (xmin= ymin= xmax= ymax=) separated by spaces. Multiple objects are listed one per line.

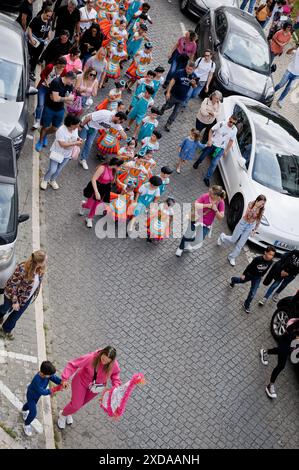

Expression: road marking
xmin=0 ymin=350 xmax=37 ymax=363
xmin=180 ymin=22 xmax=187 ymax=35
xmin=0 ymin=338 xmax=4 ymax=364
xmin=0 ymin=380 xmax=43 ymax=434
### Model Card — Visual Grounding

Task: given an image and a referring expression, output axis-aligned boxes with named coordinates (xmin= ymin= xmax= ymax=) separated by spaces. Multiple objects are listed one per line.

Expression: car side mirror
xmin=271 ymin=64 xmax=277 ymax=73
xmin=18 ymin=214 xmax=30 ymax=224
xmin=238 ymin=158 xmax=247 ymax=170
xmin=27 ymin=86 xmax=38 ymax=96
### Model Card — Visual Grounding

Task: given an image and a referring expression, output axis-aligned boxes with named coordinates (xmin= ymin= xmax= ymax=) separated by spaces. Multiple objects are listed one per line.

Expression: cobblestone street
xmin=0 ymin=0 xmax=298 ymax=449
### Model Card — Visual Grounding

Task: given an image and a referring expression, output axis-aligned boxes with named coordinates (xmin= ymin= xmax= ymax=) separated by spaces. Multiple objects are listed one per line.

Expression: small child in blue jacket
xmin=22 ymin=361 xmax=66 ymax=437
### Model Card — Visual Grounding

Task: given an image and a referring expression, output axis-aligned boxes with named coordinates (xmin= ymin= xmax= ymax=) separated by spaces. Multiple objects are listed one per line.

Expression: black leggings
xmin=268 ymin=338 xmax=291 ymax=383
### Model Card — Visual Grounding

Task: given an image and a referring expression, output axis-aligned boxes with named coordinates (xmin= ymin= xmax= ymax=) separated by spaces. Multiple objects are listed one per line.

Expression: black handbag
xmin=83 ymin=181 xmax=94 ymax=198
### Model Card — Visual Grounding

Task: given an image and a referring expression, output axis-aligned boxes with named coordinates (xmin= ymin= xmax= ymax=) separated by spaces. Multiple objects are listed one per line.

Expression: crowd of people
xmin=0 ymin=0 xmax=298 ymax=438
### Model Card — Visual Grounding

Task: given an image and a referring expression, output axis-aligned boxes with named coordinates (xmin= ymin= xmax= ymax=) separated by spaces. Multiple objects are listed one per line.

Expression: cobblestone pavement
xmin=2 ymin=0 xmax=299 ymax=449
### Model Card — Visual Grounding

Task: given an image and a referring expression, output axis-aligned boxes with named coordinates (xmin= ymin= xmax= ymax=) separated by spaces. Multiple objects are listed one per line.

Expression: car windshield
xmin=0 ymin=58 xmax=22 ymax=101
xmin=0 ymin=183 xmax=15 ymax=234
xmin=222 ymin=27 xmax=270 ymax=74
xmin=248 ymin=105 xmax=299 ymax=197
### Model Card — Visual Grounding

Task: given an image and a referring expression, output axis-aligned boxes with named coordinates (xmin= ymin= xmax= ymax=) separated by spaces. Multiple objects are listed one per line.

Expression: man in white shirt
xmin=184 ymin=49 xmax=215 ymax=106
xmin=193 ymin=115 xmax=238 ymax=187
xmin=78 ymin=110 xmax=127 ymax=169
xmin=79 ymin=0 xmax=97 ymax=32
xmin=275 ymin=46 xmax=299 ymax=107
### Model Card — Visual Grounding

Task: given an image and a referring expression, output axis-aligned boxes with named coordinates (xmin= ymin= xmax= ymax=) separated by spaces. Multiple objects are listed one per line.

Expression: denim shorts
xmin=41 ymin=106 xmax=65 ymax=128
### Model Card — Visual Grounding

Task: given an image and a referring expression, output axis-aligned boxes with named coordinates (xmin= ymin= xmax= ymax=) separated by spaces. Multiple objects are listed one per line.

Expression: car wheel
xmin=271 ymin=309 xmax=289 ymax=340
xmin=180 ymin=0 xmax=190 ymax=13
xmin=227 ymin=194 xmax=244 ymax=231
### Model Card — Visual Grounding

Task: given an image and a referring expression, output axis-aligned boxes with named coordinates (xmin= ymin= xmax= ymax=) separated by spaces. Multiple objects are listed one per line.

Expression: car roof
xmin=216 ymin=6 xmax=261 ymax=28
xmin=0 ymin=135 xmax=16 ymax=179
xmin=0 ymin=13 xmax=24 ymax=64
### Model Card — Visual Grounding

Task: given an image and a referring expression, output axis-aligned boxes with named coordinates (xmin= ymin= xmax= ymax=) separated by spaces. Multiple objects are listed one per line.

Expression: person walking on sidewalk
xmin=35 ymin=71 xmax=77 ymax=152
xmin=183 ymin=50 xmax=215 ymax=107
xmin=160 ymin=62 xmax=197 ymax=132
xmin=230 ymin=245 xmax=276 ymax=313
xmin=260 ymin=317 xmax=299 ymax=399
xmin=193 ymin=115 xmax=238 ymax=187
xmin=27 ymin=6 xmax=53 ymax=81
xmin=274 ymin=46 xmax=299 ymax=108
xmin=58 ymin=346 xmax=121 ymax=429
xmin=40 ymin=114 xmax=82 ymax=191
xmin=259 ymin=249 xmax=299 ymax=305
xmin=78 ymin=110 xmax=127 ymax=169
xmin=176 ymin=185 xmax=225 ymax=257
xmin=22 ymin=361 xmax=67 ymax=437
xmin=218 ymin=195 xmax=267 ymax=266
xmin=33 ymin=56 xmax=68 ymax=130
xmin=0 ymin=251 xmax=47 ymax=340
xmin=176 ymin=128 xmax=205 ymax=174
xmin=80 ymin=157 xmax=124 ymax=228
xmin=164 ymin=31 xmax=197 ymax=87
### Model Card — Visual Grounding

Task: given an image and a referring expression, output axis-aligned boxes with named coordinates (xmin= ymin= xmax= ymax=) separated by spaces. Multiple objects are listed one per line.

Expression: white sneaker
xmin=66 ymin=415 xmax=73 ymax=425
xmin=86 ymin=218 xmax=93 ymax=228
xmin=272 ymin=293 xmax=279 ymax=303
xmin=79 ymin=159 xmax=89 ymax=170
xmin=228 ymin=257 xmax=236 ymax=266
xmin=276 ymin=100 xmax=283 ymax=109
xmin=32 ymin=120 xmax=41 ymax=130
xmin=217 ymin=234 xmax=223 ymax=246
xmin=57 ymin=411 xmax=66 ymax=430
xmin=40 ymin=179 xmax=48 ymax=190
xmin=260 ymin=349 xmax=269 ymax=366
xmin=49 ymin=180 xmax=59 ymax=190
xmin=259 ymin=297 xmax=267 ymax=306
xmin=266 ymin=384 xmax=277 ymax=399
xmin=22 ymin=410 xmax=29 ymax=421
xmin=176 ymin=167 xmax=181 ymax=174
xmin=78 ymin=201 xmax=86 ymax=216
xmin=176 ymin=248 xmax=183 ymax=257
xmin=23 ymin=424 xmax=33 ymax=436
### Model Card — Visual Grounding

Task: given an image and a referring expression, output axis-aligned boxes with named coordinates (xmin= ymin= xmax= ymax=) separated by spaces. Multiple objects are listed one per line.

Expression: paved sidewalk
xmin=0 ymin=427 xmax=24 ymax=449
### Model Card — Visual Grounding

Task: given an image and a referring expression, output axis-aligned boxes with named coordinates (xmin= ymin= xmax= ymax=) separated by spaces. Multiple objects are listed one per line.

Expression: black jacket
xmin=40 ymin=37 xmax=72 ymax=65
xmin=263 ymin=250 xmax=299 ymax=285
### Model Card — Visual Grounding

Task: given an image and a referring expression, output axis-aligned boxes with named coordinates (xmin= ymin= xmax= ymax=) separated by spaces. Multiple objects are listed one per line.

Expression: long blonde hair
xmin=23 ymin=250 xmax=47 ymax=279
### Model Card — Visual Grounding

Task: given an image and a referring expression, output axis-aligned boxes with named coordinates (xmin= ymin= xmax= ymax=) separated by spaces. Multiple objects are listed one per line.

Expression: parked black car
xmin=270 ymin=291 xmax=299 ymax=339
xmin=0 ymin=12 xmax=37 ymax=157
xmin=195 ymin=7 xmax=275 ymax=105
xmin=180 ymin=0 xmax=239 ymax=18
xmin=0 ymin=136 xmax=29 ymax=292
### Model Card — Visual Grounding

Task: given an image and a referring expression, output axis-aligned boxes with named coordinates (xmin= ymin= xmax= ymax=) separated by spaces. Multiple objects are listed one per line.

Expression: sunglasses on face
xmin=89 ymin=73 xmax=97 ymax=77
xmin=229 ymin=120 xmax=237 ymax=125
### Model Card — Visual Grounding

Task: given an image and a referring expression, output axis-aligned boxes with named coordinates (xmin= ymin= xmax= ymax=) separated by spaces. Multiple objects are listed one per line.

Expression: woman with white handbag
xmin=40 ymin=114 xmax=83 ymax=190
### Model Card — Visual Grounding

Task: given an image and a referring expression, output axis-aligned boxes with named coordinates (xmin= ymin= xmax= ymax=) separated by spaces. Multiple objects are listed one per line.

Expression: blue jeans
xmin=23 ymin=395 xmax=38 ymax=426
xmin=184 ymin=83 xmax=204 ymax=106
xmin=221 ymin=219 xmax=255 ymax=260
xmin=35 ymin=85 xmax=48 ymax=121
xmin=264 ymin=275 xmax=296 ymax=299
xmin=44 ymin=157 xmax=70 ymax=182
xmin=194 ymin=145 xmax=224 ymax=180
xmin=231 ymin=275 xmax=261 ymax=308
xmin=274 ymin=70 xmax=299 ymax=102
xmin=0 ymin=296 xmax=32 ymax=333
xmin=240 ymin=0 xmax=256 ymax=13
xmin=79 ymin=126 xmax=97 ymax=162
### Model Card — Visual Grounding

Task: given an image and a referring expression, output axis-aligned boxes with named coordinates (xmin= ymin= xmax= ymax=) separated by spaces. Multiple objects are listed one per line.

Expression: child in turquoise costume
xmin=126 ymin=85 xmax=154 ymax=137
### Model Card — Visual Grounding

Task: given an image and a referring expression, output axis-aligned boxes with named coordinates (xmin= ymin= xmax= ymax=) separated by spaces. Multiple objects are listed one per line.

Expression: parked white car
xmin=217 ymin=96 xmax=299 ymax=253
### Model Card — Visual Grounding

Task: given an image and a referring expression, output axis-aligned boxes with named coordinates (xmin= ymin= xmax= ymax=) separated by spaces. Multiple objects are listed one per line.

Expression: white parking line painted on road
xmin=0 ymin=350 xmax=37 ymax=363
xmin=180 ymin=22 xmax=187 ymax=35
xmin=0 ymin=380 xmax=43 ymax=434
